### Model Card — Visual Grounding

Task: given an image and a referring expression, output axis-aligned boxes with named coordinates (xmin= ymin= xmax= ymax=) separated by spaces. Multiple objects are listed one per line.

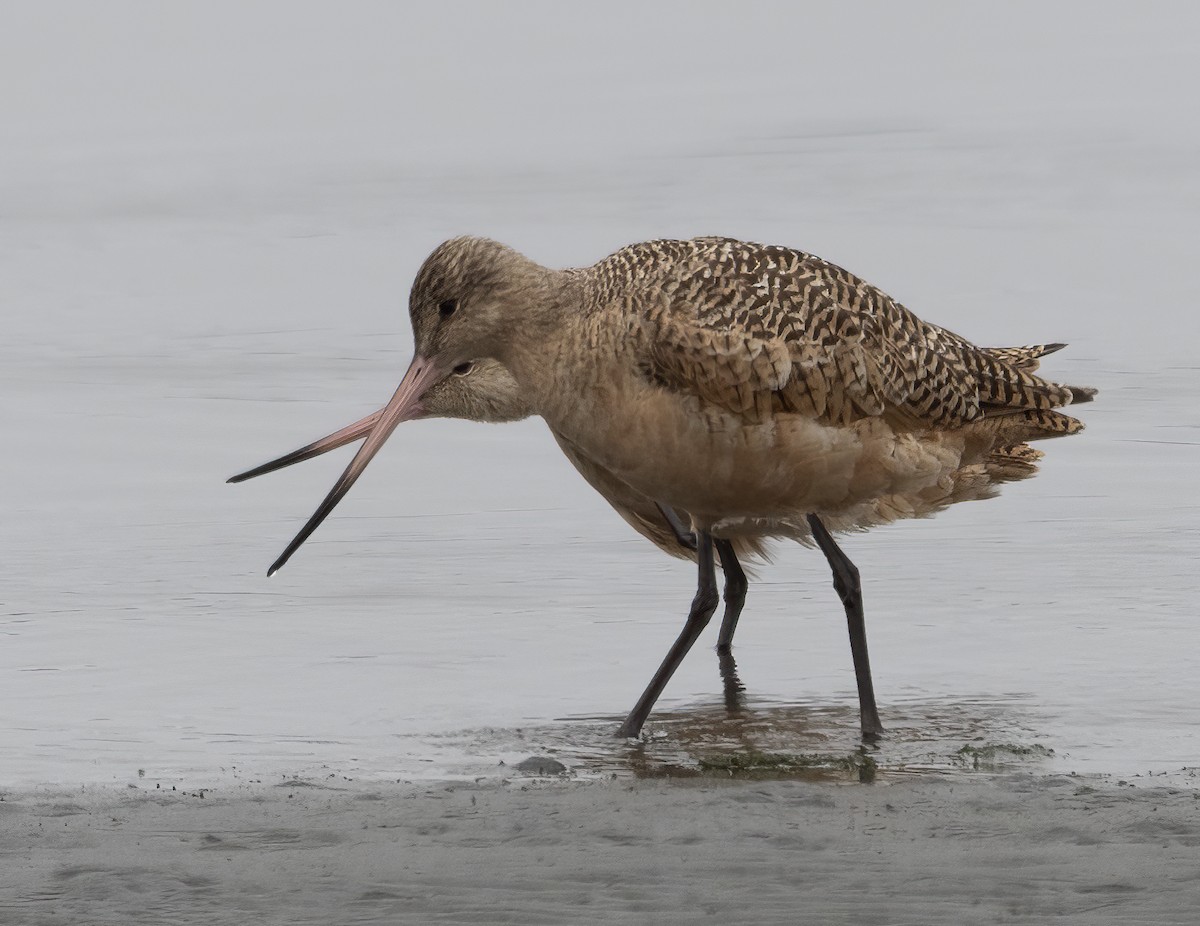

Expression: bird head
xmin=407 ymin=236 xmax=556 ymax=372
xmin=230 ymin=238 xmax=544 ymax=575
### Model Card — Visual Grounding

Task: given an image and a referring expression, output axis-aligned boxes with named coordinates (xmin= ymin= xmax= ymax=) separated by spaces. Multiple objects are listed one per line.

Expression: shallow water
xmin=3 ymin=2 xmax=1199 ymax=792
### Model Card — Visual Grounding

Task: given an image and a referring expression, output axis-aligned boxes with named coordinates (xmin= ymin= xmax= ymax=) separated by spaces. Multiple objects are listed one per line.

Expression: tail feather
xmin=982 ymin=343 xmax=1067 ymax=372
xmin=970 ymin=339 xmax=1095 ymax=423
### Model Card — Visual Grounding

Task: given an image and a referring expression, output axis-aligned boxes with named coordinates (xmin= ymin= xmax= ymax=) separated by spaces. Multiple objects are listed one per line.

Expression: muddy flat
xmin=3 ymin=774 xmax=1198 ymax=925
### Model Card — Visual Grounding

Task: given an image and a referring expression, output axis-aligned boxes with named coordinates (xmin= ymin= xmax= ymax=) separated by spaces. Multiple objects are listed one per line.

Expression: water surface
xmin=2 ymin=1 xmax=1198 ymax=790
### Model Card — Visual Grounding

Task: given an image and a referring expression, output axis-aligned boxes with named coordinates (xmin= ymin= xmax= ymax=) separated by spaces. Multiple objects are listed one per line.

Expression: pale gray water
xmin=2 ymin=1 xmax=1199 ymax=791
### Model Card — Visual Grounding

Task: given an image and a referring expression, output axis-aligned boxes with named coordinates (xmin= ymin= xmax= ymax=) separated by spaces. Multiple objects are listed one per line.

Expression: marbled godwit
xmin=232 ymin=237 xmax=1094 ymax=739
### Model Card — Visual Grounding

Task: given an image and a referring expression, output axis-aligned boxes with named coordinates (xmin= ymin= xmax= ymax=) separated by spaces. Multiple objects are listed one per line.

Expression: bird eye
xmin=438 ymin=299 xmax=458 ymax=318
xmin=452 ymin=361 xmax=474 ymax=376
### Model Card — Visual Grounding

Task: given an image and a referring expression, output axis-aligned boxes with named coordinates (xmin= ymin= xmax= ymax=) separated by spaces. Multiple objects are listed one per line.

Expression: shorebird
xmin=231 ymin=236 xmax=1094 ymax=739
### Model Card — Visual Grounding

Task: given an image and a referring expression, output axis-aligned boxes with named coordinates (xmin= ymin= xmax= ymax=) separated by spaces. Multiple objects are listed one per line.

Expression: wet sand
xmin=3 ymin=773 xmax=1198 ymax=925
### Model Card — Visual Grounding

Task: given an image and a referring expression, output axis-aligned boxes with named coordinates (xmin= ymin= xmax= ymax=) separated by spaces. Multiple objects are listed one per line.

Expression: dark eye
xmin=438 ymin=299 xmax=458 ymax=318
xmin=452 ymin=361 xmax=474 ymax=376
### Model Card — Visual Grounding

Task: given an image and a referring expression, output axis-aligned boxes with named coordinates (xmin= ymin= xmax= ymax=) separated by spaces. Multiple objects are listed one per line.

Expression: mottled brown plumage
xmin=586 ymin=238 xmax=1090 ymax=433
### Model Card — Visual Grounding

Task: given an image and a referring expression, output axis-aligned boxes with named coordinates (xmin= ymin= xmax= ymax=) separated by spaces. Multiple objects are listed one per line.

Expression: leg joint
xmin=692 ymin=585 xmax=720 ymax=618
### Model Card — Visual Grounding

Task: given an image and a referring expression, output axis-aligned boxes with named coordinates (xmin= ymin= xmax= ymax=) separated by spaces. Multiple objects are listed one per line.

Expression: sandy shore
xmin=2 ymin=772 xmax=1197 ymax=925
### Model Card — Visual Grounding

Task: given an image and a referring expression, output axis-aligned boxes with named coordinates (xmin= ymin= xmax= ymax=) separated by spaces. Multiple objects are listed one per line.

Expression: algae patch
xmin=697 ymin=751 xmax=877 ymax=782
xmin=953 ymin=743 xmax=1054 ymax=770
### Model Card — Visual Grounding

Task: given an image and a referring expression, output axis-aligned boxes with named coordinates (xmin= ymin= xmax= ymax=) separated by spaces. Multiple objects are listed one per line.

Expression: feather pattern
xmin=582 ymin=238 xmax=1091 ymax=433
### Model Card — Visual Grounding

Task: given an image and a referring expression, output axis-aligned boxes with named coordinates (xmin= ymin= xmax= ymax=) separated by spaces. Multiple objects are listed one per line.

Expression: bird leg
xmin=650 ymin=513 xmax=745 ymax=708
xmin=714 ymin=539 xmax=748 ymax=651
xmin=617 ymin=529 xmax=719 ymax=738
xmin=654 ymin=508 xmax=747 ymax=658
xmin=655 ymin=502 xmax=697 ymax=551
xmin=806 ymin=514 xmax=884 ymax=740
xmin=713 ymin=538 xmax=748 ymax=708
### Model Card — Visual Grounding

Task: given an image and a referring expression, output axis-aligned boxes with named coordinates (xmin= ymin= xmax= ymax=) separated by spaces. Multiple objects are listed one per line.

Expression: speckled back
xmin=585 ymin=238 xmax=1092 ymax=432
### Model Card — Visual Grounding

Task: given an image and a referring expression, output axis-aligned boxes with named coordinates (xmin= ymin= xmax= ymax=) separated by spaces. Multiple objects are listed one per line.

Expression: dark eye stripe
xmin=439 ymin=299 xmax=458 ymax=317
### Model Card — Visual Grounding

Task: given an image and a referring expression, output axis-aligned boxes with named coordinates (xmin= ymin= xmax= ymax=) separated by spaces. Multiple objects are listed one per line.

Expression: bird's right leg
xmin=616 ymin=529 xmax=719 ymax=738
xmin=806 ymin=514 xmax=884 ymax=740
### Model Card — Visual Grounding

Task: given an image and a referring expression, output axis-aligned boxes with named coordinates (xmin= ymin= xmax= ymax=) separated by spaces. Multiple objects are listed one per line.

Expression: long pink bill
xmin=226 ymin=410 xmax=383 ymax=484
xmin=254 ymin=355 xmax=444 ymax=577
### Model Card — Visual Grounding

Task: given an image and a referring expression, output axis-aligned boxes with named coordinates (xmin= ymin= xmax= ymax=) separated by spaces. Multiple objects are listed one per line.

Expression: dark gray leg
xmin=713 ymin=539 xmax=748 ymax=708
xmin=714 ymin=539 xmax=748 ymax=651
xmin=653 ymin=511 xmax=744 ymax=655
xmin=617 ymin=529 xmax=719 ymax=738
xmin=807 ymin=514 xmax=884 ymax=739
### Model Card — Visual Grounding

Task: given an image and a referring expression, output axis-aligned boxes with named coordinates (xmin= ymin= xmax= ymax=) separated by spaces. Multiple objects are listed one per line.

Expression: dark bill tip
xmin=227 ymin=410 xmax=384 ymax=485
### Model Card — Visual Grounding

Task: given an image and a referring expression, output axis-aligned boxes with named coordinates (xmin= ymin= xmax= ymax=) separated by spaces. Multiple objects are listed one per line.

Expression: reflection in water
xmin=434 ymin=693 xmax=1056 ymax=784
xmin=717 ymin=648 xmax=746 ymax=713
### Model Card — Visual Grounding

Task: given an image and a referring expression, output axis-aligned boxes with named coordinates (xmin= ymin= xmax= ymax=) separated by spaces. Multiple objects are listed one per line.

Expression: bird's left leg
xmin=713 ymin=539 xmax=748 ymax=706
xmin=617 ymin=530 xmax=718 ymax=738
xmin=714 ymin=539 xmax=748 ymax=652
xmin=654 ymin=509 xmax=746 ymax=704
xmin=654 ymin=508 xmax=745 ymax=652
